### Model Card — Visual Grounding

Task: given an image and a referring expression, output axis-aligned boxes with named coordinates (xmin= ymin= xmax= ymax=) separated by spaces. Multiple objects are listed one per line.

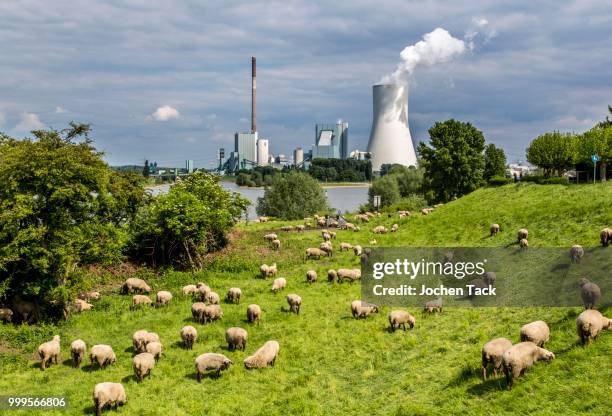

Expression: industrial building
xmin=293 ymin=147 xmax=304 ymax=166
xmin=311 ymin=120 xmax=348 ymax=160
xmin=257 ymin=139 xmax=269 ymax=166
xmin=234 ymin=131 xmax=258 ymax=168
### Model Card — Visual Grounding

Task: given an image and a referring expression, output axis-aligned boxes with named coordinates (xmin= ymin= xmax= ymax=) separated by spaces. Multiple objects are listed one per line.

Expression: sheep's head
xmin=603 ymin=317 xmax=612 ymax=330
xmin=52 ymin=335 xmax=60 ymax=343
xmin=408 ymin=317 xmax=416 ymax=328
xmin=222 ymin=358 xmax=233 ymax=370
xmin=541 ymin=350 xmax=555 ymax=362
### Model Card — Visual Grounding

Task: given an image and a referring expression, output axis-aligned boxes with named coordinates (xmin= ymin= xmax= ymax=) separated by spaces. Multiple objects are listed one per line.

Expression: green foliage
xmin=526 ymin=131 xmax=576 ymax=177
xmin=308 ymin=159 xmax=372 ymax=182
xmin=483 ymin=143 xmax=507 ymax=180
xmin=488 ymin=175 xmax=513 ymax=186
xmin=256 ymin=172 xmax=329 ymax=220
xmin=368 ymin=175 xmax=400 ymax=208
xmin=418 ymin=119 xmax=486 ymax=203
xmin=236 ymin=166 xmax=279 ymax=187
xmin=129 ymin=172 xmax=249 ymax=270
xmin=143 ymin=160 xmax=150 ymax=178
xmin=382 ymin=194 xmax=428 ymax=213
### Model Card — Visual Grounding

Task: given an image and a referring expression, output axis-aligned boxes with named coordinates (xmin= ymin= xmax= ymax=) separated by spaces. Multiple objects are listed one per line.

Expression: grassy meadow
xmin=0 ymin=182 xmax=611 ymax=415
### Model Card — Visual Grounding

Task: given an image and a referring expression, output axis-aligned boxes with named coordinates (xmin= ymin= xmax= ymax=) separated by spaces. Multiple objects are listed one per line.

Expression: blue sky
xmin=1 ymin=0 xmax=610 ymax=167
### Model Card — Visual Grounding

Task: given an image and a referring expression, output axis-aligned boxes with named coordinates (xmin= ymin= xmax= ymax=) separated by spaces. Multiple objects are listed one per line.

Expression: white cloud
xmin=14 ymin=112 xmax=44 ymax=132
xmin=148 ymin=105 xmax=180 ymax=121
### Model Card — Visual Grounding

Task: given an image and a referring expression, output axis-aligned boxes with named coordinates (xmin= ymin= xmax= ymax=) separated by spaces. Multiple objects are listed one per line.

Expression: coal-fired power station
xmin=366 ymin=84 xmax=418 ymax=172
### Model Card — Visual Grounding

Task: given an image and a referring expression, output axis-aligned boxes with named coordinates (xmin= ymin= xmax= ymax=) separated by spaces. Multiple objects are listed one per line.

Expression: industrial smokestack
xmin=251 ymin=56 xmax=256 ymax=133
xmin=366 ymin=84 xmax=418 ymax=171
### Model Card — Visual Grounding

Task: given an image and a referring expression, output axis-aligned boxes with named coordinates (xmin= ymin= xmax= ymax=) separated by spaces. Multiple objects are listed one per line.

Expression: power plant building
xmin=311 ymin=120 xmax=348 ymax=160
xmin=257 ymin=139 xmax=269 ymax=166
xmin=234 ymin=132 xmax=258 ymax=169
xmin=293 ymin=147 xmax=304 ymax=166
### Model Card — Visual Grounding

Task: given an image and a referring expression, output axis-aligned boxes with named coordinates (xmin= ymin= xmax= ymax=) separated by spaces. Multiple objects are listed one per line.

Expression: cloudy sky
xmin=1 ymin=1 xmax=610 ymax=167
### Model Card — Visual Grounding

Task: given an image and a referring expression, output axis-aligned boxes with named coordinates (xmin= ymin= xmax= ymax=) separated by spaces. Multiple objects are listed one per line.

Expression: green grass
xmin=0 ymin=182 xmax=611 ymax=415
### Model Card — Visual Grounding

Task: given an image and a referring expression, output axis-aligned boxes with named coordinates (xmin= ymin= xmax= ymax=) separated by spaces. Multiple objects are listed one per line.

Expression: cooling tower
xmin=366 ymin=84 xmax=418 ymax=171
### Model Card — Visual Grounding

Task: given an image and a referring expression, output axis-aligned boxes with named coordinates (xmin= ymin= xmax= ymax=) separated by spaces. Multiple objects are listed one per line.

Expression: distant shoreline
xmin=145 ymin=181 xmax=371 ymax=192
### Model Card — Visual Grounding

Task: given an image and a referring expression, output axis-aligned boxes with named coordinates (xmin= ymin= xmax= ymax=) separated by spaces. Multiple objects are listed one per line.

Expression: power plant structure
xmin=366 ymin=84 xmax=418 ymax=172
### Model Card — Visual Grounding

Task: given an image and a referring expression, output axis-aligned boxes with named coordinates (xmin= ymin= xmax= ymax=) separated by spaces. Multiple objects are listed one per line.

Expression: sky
xmin=1 ymin=0 xmax=611 ymax=168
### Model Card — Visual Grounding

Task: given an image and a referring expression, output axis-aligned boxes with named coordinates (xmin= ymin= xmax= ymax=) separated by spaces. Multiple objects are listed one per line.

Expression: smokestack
xmin=251 ymin=56 xmax=256 ymax=133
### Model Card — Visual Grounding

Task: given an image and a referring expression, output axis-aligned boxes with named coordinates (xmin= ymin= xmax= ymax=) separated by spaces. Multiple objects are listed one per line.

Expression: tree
xmin=368 ymin=175 xmax=401 ymax=208
xmin=417 ymin=119 xmax=485 ymax=202
xmin=526 ymin=132 xmax=576 ymax=177
xmin=395 ymin=166 xmax=425 ymax=197
xmin=575 ymin=126 xmax=611 ymax=181
xmin=256 ymin=172 xmax=328 ymax=220
xmin=483 ymin=144 xmax=507 ymax=180
xmin=143 ymin=160 xmax=150 ymax=178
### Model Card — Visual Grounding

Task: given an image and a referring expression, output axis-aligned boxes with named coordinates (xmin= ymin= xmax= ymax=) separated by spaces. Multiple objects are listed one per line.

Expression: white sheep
xmin=340 ymin=242 xmax=353 ymax=252
xmin=226 ymin=327 xmax=248 ymax=351
xmin=519 ymin=238 xmax=529 ymax=248
xmin=181 ymin=325 xmax=198 ymax=349
xmin=182 ymin=284 xmax=198 ymax=296
xmin=569 ymin=245 xmax=584 ymax=263
xmin=391 ymin=224 xmax=399 ymax=232
xmin=306 ymin=270 xmax=317 ymax=283
xmin=388 ymin=310 xmax=415 ymax=332
xmin=247 ymin=304 xmax=262 ymax=324
xmin=272 ymin=239 xmax=281 ymax=250
xmin=195 ymin=353 xmax=233 ymax=380
xmin=93 ymin=382 xmax=126 ymax=416
xmin=520 ymin=320 xmax=550 ymax=347
xmin=121 ymin=277 xmax=151 ymax=294
xmin=353 ymin=245 xmax=363 ymax=256
xmin=203 ymin=304 xmax=223 ymax=323
xmin=156 ymin=291 xmax=172 ymax=306
xmin=70 ymin=339 xmax=87 ymax=368
xmin=37 ymin=335 xmax=61 ymax=370
xmin=263 ymin=233 xmax=277 ymax=241
xmin=260 ymin=263 xmax=278 ymax=278
xmin=131 ymin=294 xmax=153 ymax=309
xmin=286 ymin=294 xmax=302 ymax=314
xmin=517 ymin=228 xmax=529 ymax=242
xmin=90 ymin=344 xmax=116 ymax=369
xmin=502 ymin=342 xmax=554 ymax=389
xmin=191 ymin=302 xmax=207 ymax=324
xmin=226 ymin=287 xmax=242 ymax=304
xmin=0 ymin=307 xmax=13 ymax=323
xmin=337 ymin=268 xmax=361 ymax=283
xmin=490 ymin=223 xmax=500 ymax=236
xmin=145 ymin=341 xmax=163 ymax=361
xmin=580 ymin=278 xmax=601 ymax=309
xmin=207 ymin=291 xmax=220 ymax=305
xmin=132 ymin=352 xmax=155 ymax=382
xmin=481 ymin=337 xmax=512 ymax=380
xmin=351 ymin=300 xmax=378 ymax=319
xmin=243 ymin=340 xmax=280 ymax=369
xmin=306 ymin=247 xmax=327 ymax=259
xmin=74 ymin=298 xmax=93 ymax=312
xmin=576 ymin=309 xmax=611 ymax=345
xmin=271 ymin=277 xmax=287 ymax=293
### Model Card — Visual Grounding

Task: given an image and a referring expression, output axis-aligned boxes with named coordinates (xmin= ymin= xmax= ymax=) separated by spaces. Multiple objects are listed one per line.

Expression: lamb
xmin=74 ymin=298 xmax=93 ymax=312
xmin=306 ymin=247 xmax=326 ymax=259
xmin=351 ymin=300 xmax=379 ymax=319
xmin=181 ymin=284 xmax=197 ymax=296
xmin=327 ymin=269 xmax=338 ymax=282
xmin=320 ymin=241 xmax=333 ymax=256
xmin=481 ymin=337 xmax=512 ymax=380
xmin=37 ymin=335 xmax=61 ymax=370
xmin=391 ymin=224 xmax=399 ymax=232
xmin=202 ymin=304 xmax=223 ymax=323
xmin=306 ymin=270 xmax=317 ymax=283
xmin=520 ymin=320 xmax=550 ymax=347
xmin=263 ymin=233 xmax=277 ymax=241
xmin=93 ymin=382 xmax=126 ymax=416
xmin=353 ymin=245 xmax=363 ymax=256
xmin=243 ymin=340 xmax=280 ymax=369
xmin=580 ymin=278 xmax=601 ymax=309
xmin=340 ymin=242 xmax=353 ymax=252
xmin=156 ymin=291 xmax=172 ymax=306
xmin=247 ymin=304 xmax=262 ymax=324
xmin=271 ymin=277 xmax=287 ymax=293
xmin=272 ymin=239 xmax=281 ymax=250
xmin=195 ymin=353 xmax=233 ymax=380
xmin=191 ymin=302 xmax=207 ymax=323
xmin=502 ymin=342 xmax=554 ymax=389
xmin=424 ymin=298 xmax=443 ymax=314
xmin=490 ymin=223 xmax=500 ymax=236
xmin=260 ymin=263 xmax=277 ymax=278
xmin=90 ymin=344 xmax=116 ymax=369
xmin=226 ymin=287 xmax=242 ymax=304
xmin=0 ymin=307 xmax=13 ymax=323
xmin=181 ymin=325 xmax=198 ymax=349
xmin=207 ymin=291 xmax=221 ymax=305
xmin=131 ymin=294 xmax=153 ymax=309
xmin=120 ymin=277 xmax=151 ymax=294
xmin=226 ymin=327 xmax=248 ymax=351
xmin=145 ymin=341 xmax=163 ymax=360
xmin=576 ymin=309 xmax=611 ymax=345
xmin=517 ymin=228 xmax=529 ymax=243
xmin=70 ymin=339 xmax=87 ymax=368
xmin=337 ymin=268 xmax=361 ymax=283
xmin=132 ymin=352 xmax=155 ymax=382
xmin=286 ymin=294 xmax=302 ymax=314
xmin=600 ymin=227 xmax=611 ymax=247
xmin=372 ymin=225 xmax=388 ymax=234
xmin=519 ymin=238 xmax=529 ymax=248
xmin=388 ymin=310 xmax=415 ymax=332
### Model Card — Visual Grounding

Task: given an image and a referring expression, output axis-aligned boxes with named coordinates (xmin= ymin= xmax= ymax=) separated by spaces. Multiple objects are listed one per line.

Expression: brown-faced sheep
xmin=320 ymin=241 xmax=333 ymax=256
xmin=131 ymin=295 xmax=153 ymax=309
xmin=424 ymin=298 xmax=443 ymax=314
xmin=520 ymin=320 xmax=550 ymax=347
xmin=93 ymin=382 xmax=126 ymax=416
xmin=37 ymin=335 xmax=60 ymax=370
xmin=306 ymin=270 xmax=317 ymax=283
xmin=226 ymin=327 xmax=248 ymax=351
xmin=353 ymin=245 xmax=363 ymax=256
xmin=182 ymin=285 xmax=198 ymax=296
xmin=372 ymin=225 xmax=388 ymax=234
xmin=181 ymin=326 xmax=198 ymax=349
xmin=322 ymin=232 xmax=332 ymax=241
xmin=600 ymin=228 xmax=611 ymax=247
xmin=71 ymin=339 xmax=87 ymax=368
xmin=340 ymin=242 xmax=353 ymax=252
xmin=203 ymin=304 xmax=223 ymax=323
xmin=337 ymin=268 xmax=361 ymax=283
xmin=351 ymin=300 xmax=378 ymax=319
xmin=481 ymin=337 xmax=512 ymax=380
xmin=0 ymin=307 xmax=13 ymax=323
xmin=271 ymin=278 xmax=287 ymax=293
xmin=272 ymin=239 xmax=281 ymax=250
xmin=132 ymin=352 xmax=155 ymax=382
xmin=569 ymin=245 xmax=584 ymax=263
xmin=490 ymin=223 xmax=500 ymax=236
xmin=197 ymin=283 xmax=211 ymax=301
xmin=517 ymin=228 xmax=529 ymax=242
xmin=132 ymin=330 xmax=159 ymax=353
xmin=145 ymin=341 xmax=163 ymax=360
xmin=90 ymin=344 xmax=116 ymax=369
xmin=243 ymin=340 xmax=280 ymax=369
xmin=247 ymin=304 xmax=262 ymax=324
xmin=156 ymin=291 xmax=172 ymax=306
xmin=195 ymin=353 xmax=233 ymax=380
xmin=286 ymin=294 xmax=302 ymax=314
xmin=502 ymin=342 xmax=554 ymax=389
xmin=281 ymin=225 xmax=294 ymax=232
xmin=191 ymin=302 xmax=207 ymax=324
xmin=306 ymin=247 xmax=327 ymax=259
xmin=207 ymin=291 xmax=220 ymax=305
xmin=327 ymin=269 xmax=338 ymax=282
xmin=576 ymin=309 xmax=611 ymax=345
xmin=296 ymin=224 xmax=305 ymax=232
xmin=580 ymin=278 xmax=601 ymax=309
xmin=226 ymin=287 xmax=242 ymax=304
xmin=519 ymin=238 xmax=529 ymax=249
xmin=388 ymin=310 xmax=415 ymax=332
xmin=121 ymin=277 xmax=151 ymax=294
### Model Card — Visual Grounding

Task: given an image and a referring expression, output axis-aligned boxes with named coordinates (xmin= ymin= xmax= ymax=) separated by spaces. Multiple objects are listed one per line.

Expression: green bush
xmin=382 ymin=195 xmax=429 ymax=213
xmin=540 ymin=176 xmax=569 ymax=185
xmin=488 ymin=176 xmax=513 ymax=186
xmin=368 ymin=175 xmax=401 ymax=208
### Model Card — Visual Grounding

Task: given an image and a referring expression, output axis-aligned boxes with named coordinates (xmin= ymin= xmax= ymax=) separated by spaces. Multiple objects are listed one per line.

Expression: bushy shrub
xmin=368 ymin=175 xmax=401 ymax=208
xmin=382 ymin=195 xmax=429 ymax=213
xmin=488 ymin=176 xmax=513 ymax=186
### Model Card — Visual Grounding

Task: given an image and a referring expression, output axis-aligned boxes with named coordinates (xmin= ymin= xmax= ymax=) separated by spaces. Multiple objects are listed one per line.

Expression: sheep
xmin=272 ymin=239 xmax=281 ymax=250
xmin=306 ymin=247 xmax=327 ymax=259
xmin=320 ymin=241 xmax=333 ymax=256
xmin=322 ymin=232 xmax=332 ymax=241
xmin=369 ymin=239 xmax=378 ymax=245
xmin=132 ymin=352 xmax=155 ymax=382
xmin=330 ymin=231 xmax=337 ymax=239
xmin=306 ymin=270 xmax=317 ymax=283
xmin=226 ymin=327 xmax=248 ymax=351
xmin=483 ymin=271 xmax=496 ymax=286
xmin=207 ymin=291 xmax=221 ymax=305
xmin=281 ymin=225 xmax=294 ymax=232
xmin=372 ymin=225 xmax=388 ymax=234
xmin=145 ymin=341 xmax=163 ymax=361
xmin=327 ymin=269 xmax=338 ymax=282
xmin=156 ymin=291 xmax=172 ymax=306
xmin=93 ymin=382 xmax=126 ymax=416
xmin=345 ymin=222 xmax=357 ymax=231
xmin=243 ymin=340 xmax=280 ymax=369
xmin=388 ymin=310 xmax=415 ymax=332
xmin=295 ymin=224 xmax=305 ymax=232
xmin=519 ymin=238 xmax=529 ymax=249
xmin=286 ymin=294 xmax=302 ymax=314
xmin=37 ymin=335 xmax=60 ymax=370
xmin=421 ymin=208 xmax=429 ymax=215
xmin=202 ymin=304 xmax=223 ymax=323
xmin=80 ymin=291 xmax=101 ymax=301
xmin=0 ymin=307 xmax=13 ymax=323
xmin=580 ymin=278 xmax=601 ymax=309
xmin=260 ymin=263 xmax=277 ymax=278
xmin=600 ymin=227 xmax=611 ymax=247
xmin=263 ymin=233 xmax=277 ymax=241
xmin=181 ymin=326 xmax=198 ymax=349
xmin=131 ymin=294 xmax=153 ymax=309
xmin=520 ymin=320 xmax=550 ymax=347
xmin=355 ymin=214 xmax=369 ymax=223
xmin=182 ymin=285 xmax=198 ymax=296
xmin=340 ymin=242 xmax=353 ymax=252
xmin=197 ymin=283 xmax=211 ymax=301
xmin=120 ymin=277 xmax=151 ymax=294
xmin=74 ymin=298 xmax=93 ymax=312
xmin=517 ymin=228 xmax=529 ymax=243
xmin=132 ymin=330 xmax=159 ymax=353
xmin=569 ymin=245 xmax=584 ymax=263
xmin=490 ymin=223 xmax=500 ymax=236
xmin=351 ymin=300 xmax=379 ymax=319
xmin=195 ymin=353 xmax=233 ymax=380
xmin=481 ymin=337 xmax=512 ymax=380
xmin=337 ymin=268 xmax=361 ymax=283
xmin=353 ymin=245 xmax=363 ymax=256
xmin=424 ymin=298 xmax=443 ymax=314
xmin=247 ymin=304 xmax=262 ymax=324
xmin=576 ymin=309 xmax=611 ymax=345
xmin=271 ymin=277 xmax=287 ymax=293
xmin=259 ymin=216 xmax=270 ymax=223
xmin=226 ymin=287 xmax=242 ymax=304
xmin=391 ymin=224 xmax=399 ymax=232
xmin=191 ymin=302 xmax=207 ymax=323
xmin=502 ymin=342 xmax=555 ymax=389
xmin=70 ymin=339 xmax=87 ymax=368
xmin=90 ymin=344 xmax=116 ymax=369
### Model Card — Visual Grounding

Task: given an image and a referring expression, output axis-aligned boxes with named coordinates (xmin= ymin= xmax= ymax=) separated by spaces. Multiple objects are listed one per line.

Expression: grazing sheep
xmin=120 ymin=277 xmax=151 ymax=294
xmin=156 ymin=291 xmax=172 ymax=306
xmin=197 ymin=283 xmax=211 ymax=301
xmin=70 ymin=339 xmax=87 ymax=368
xmin=81 ymin=291 xmax=101 ymax=301
xmin=195 ymin=353 xmax=233 ymax=380
xmin=226 ymin=327 xmax=248 ymax=351
xmin=327 ymin=269 xmax=338 ymax=282
xmin=345 ymin=222 xmax=357 ymax=231
xmin=580 ymin=278 xmax=601 ymax=309
xmin=145 ymin=341 xmax=163 ymax=361
xmin=391 ymin=224 xmax=399 ymax=232
xmin=260 ymin=263 xmax=278 ymax=278
xmin=519 ymin=238 xmax=529 ymax=249
xmin=517 ymin=228 xmax=529 ymax=242
xmin=286 ymin=294 xmax=302 ymax=314
xmin=272 ymin=239 xmax=281 ymax=250
xmin=181 ymin=326 xmax=198 ymax=349
xmin=353 ymin=245 xmax=363 ymax=256
xmin=306 ymin=247 xmax=327 ymax=259
xmin=93 ymin=382 xmax=126 ymax=416
xmin=490 ymin=223 xmax=500 ymax=236
xmin=372 ymin=225 xmax=388 ymax=234
xmin=306 ymin=270 xmax=317 ymax=283
xmin=600 ymin=228 xmax=611 ymax=247
xmin=243 ymin=340 xmax=280 ymax=369
xmin=502 ymin=342 xmax=555 ymax=389
xmin=388 ymin=310 xmax=415 ymax=332
xmin=351 ymin=300 xmax=379 ymax=319
xmin=320 ymin=241 xmax=333 ymax=256
xmin=281 ymin=225 xmax=294 ymax=232
xmin=424 ymin=298 xmax=443 ymax=314
xmin=0 ymin=307 xmax=13 ymax=323
xmin=247 ymin=304 xmax=262 ymax=324
xmin=132 ymin=330 xmax=159 ymax=353
xmin=271 ymin=277 xmax=287 ymax=293
xmin=421 ymin=208 xmax=429 ymax=215
xmin=355 ymin=214 xmax=370 ymax=223
xmin=481 ymin=337 xmax=512 ymax=380
xmin=483 ymin=271 xmax=497 ymax=286
xmin=340 ymin=242 xmax=353 ymax=252
xmin=207 ymin=291 xmax=221 ymax=305
xmin=182 ymin=285 xmax=198 ymax=296
xmin=131 ymin=295 xmax=153 ymax=309
xmin=37 ymin=335 xmax=60 ymax=370
xmin=576 ymin=309 xmax=611 ymax=345
xmin=203 ymin=304 xmax=223 ymax=323
xmin=520 ymin=321 xmax=550 ymax=347
xmin=90 ymin=344 xmax=116 ymax=369
xmin=259 ymin=216 xmax=270 ymax=223
xmin=569 ymin=245 xmax=584 ymax=263
xmin=337 ymin=268 xmax=361 ymax=283
xmin=330 ymin=231 xmax=337 ymax=239
xmin=191 ymin=302 xmax=207 ymax=324
xmin=226 ymin=287 xmax=242 ymax=304
xmin=296 ymin=224 xmax=305 ymax=232
xmin=322 ymin=232 xmax=331 ymax=241
xmin=132 ymin=352 xmax=155 ymax=382
xmin=74 ymin=298 xmax=93 ymax=312
xmin=263 ymin=233 xmax=277 ymax=241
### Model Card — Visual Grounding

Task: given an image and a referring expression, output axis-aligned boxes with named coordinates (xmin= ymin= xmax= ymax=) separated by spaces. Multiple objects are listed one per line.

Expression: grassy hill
xmin=0 ymin=182 xmax=610 ymax=415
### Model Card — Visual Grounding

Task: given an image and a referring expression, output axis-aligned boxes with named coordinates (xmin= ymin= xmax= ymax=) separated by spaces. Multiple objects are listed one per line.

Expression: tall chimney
xmin=251 ymin=56 xmax=256 ymax=133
